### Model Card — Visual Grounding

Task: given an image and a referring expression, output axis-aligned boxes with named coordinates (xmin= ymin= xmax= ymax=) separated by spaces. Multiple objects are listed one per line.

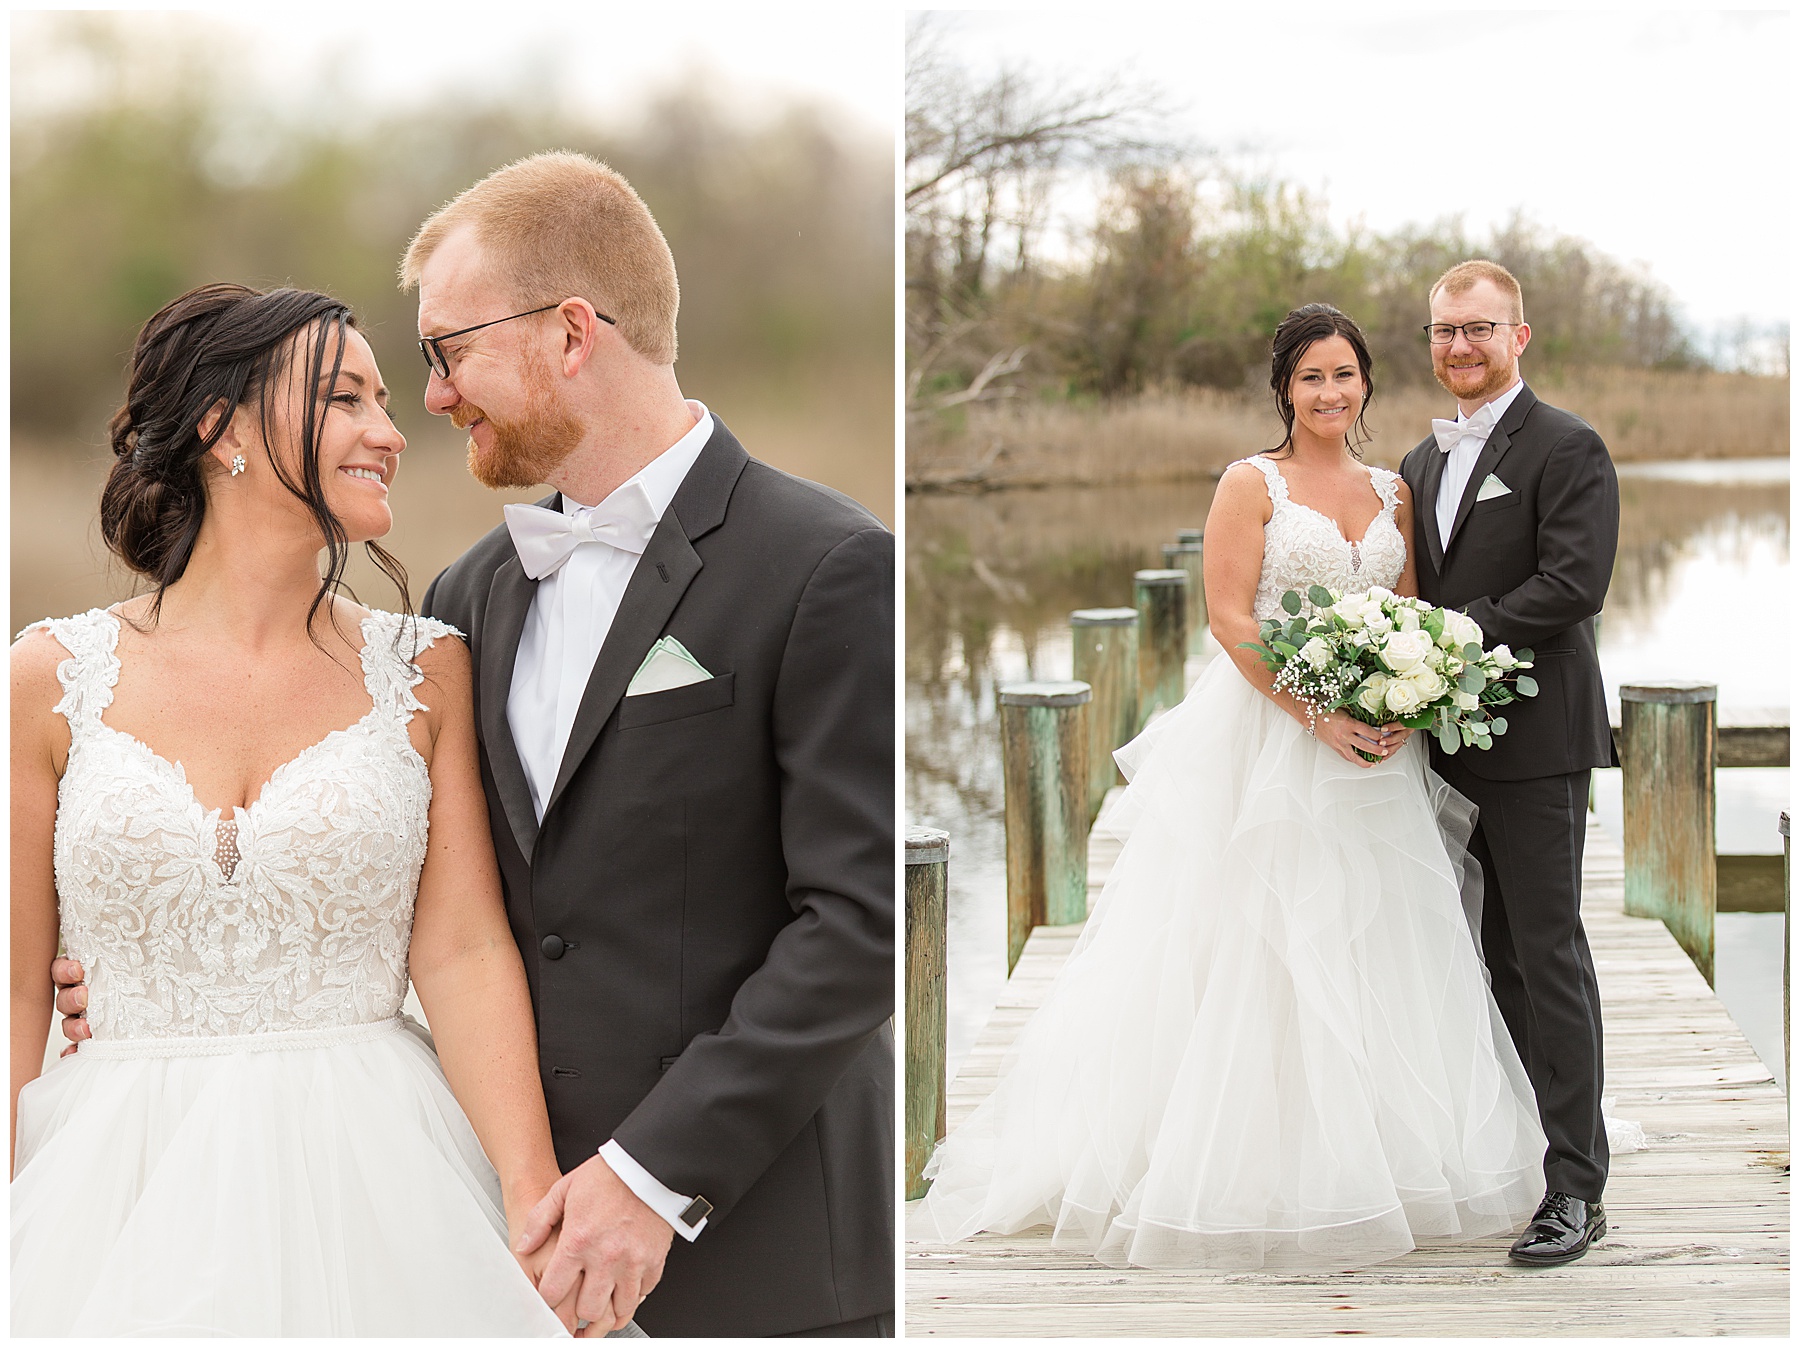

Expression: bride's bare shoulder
xmin=1213 ymin=457 xmax=1278 ymax=517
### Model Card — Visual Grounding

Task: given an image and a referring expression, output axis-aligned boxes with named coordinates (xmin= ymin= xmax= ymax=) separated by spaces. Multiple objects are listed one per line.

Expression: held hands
xmin=51 ymin=958 xmax=90 ymax=1055
xmin=1311 ymin=711 xmax=1413 ymax=766
xmin=511 ymin=1216 xmax=581 ymax=1334
xmin=514 ymin=1152 xmax=674 ymax=1337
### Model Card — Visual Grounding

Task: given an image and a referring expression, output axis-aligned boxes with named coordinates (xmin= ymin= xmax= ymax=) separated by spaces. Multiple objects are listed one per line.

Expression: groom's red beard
xmin=453 ymin=373 xmax=587 ymax=490
xmin=1432 ymin=346 xmax=1518 ymax=405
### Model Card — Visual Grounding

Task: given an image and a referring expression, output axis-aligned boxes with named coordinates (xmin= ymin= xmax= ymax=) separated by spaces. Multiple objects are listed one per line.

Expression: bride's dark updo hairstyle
xmin=1266 ymin=302 xmax=1376 ymax=460
xmin=102 ymin=282 xmax=410 ymax=632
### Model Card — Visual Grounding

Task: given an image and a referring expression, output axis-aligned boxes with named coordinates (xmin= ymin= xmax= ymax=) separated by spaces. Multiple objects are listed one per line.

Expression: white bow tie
xmin=505 ymin=482 xmax=660 ymax=580
xmin=1432 ymin=402 xmax=1499 ymax=454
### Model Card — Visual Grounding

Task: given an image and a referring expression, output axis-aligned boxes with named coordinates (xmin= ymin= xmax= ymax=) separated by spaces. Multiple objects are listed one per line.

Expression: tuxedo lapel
xmin=480 ymin=554 xmax=543 ymax=860
xmin=1444 ymin=385 xmax=1538 ymax=560
xmin=1417 ymin=443 xmax=1447 ymax=573
xmin=541 ymin=422 xmax=751 ymax=823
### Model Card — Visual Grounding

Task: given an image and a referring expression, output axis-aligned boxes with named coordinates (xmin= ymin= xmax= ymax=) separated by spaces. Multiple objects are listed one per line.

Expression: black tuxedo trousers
xmin=1400 ymin=385 xmax=1618 ymax=1201
xmin=424 ymin=420 xmax=894 ymax=1335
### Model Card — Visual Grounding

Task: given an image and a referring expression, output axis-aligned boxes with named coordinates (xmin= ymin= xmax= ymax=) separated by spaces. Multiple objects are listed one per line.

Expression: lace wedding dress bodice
xmin=1236 ymin=455 xmax=1406 ymax=620
xmin=27 ymin=608 xmax=457 ymax=1042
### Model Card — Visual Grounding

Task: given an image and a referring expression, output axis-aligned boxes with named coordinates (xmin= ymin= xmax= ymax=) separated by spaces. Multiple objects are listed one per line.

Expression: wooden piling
xmin=1133 ymin=569 xmax=1187 ymax=726
xmin=1620 ymin=682 xmax=1718 ymax=984
xmin=1161 ymin=541 xmax=1206 ymax=655
xmin=1782 ymin=811 xmax=1789 ymax=1085
xmin=904 ymin=827 xmax=949 ymax=1200
xmin=998 ymin=682 xmax=1092 ymax=972
xmin=1070 ymin=608 xmax=1139 ymax=821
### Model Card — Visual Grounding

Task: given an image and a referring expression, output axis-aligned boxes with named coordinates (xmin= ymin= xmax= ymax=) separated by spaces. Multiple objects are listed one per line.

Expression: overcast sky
xmin=927 ymin=7 xmax=1787 ymax=334
xmin=14 ymin=6 xmax=897 ymax=138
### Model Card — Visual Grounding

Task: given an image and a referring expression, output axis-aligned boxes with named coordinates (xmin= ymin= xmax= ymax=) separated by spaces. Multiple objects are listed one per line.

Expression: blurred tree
xmin=904 ymin=29 xmax=1706 ymax=437
xmin=13 ymin=13 xmax=892 ymax=446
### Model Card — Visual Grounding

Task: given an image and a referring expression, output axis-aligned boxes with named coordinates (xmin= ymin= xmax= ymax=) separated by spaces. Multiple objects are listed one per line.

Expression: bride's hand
xmin=514 ymin=1221 xmax=581 ymax=1334
xmin=1311 ymin=710 xmax=1395 ymax=766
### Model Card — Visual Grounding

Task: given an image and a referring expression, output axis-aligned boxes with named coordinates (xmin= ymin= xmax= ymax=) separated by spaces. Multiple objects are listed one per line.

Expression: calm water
xmin=906 ymin=458 xmax=1790 ymax=1087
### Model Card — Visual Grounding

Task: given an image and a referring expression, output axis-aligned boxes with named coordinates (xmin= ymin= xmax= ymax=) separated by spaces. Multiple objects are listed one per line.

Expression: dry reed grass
xmin=907 ymin=370 xmax=1788 ymax=490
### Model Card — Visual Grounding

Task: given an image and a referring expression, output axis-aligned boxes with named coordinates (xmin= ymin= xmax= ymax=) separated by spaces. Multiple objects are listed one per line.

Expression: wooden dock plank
xmin=907 ymin=813 xmax=1790 ymax=1337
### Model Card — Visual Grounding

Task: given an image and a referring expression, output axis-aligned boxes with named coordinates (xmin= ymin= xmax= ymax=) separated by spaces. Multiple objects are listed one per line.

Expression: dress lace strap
xmin=1369 ymin=466 xmax=1403 ymax=514
xmin=356 ymin=611 xmax=463 ymax=728
xmin=1236 ymin=454 xmax=1289 ymax=505
xmin=16 ymin=609 xmax=122 ymax=731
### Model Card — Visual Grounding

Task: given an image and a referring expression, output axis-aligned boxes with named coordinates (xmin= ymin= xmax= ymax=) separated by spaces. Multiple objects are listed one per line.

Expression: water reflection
xmin=907 ymin=461 xmax=1790 ymax=1078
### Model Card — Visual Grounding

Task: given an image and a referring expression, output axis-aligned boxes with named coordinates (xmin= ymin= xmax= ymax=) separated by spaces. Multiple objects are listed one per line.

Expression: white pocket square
xmin=1475 ymin=473 xmax=1512 ymax=502
xmin=627 ymin=636 xmax=712 ymax=695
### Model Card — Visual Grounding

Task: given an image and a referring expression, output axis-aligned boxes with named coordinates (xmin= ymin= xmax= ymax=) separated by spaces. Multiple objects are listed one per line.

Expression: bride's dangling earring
xmin=230 ymin=454 xmax=246 ymax=477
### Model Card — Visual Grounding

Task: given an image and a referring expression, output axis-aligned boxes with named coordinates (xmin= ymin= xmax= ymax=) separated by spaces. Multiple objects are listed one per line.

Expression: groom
xmin=1399 ymin=260 xmax=1619 ymax=1267
xmin=409 ymin=154 xmax=894 ymax=1334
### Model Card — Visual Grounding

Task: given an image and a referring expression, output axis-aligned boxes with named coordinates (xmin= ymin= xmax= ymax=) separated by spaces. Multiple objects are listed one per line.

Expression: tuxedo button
xmin=540 ymin=934 xmax=566 ymax=960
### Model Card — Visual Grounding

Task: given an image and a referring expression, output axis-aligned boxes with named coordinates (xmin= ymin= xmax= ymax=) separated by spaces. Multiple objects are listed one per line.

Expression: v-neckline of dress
xmin=90 ymin=609 xmax=383 ymax=822
xmin=1265 ymin=462 xmax=1391 ymax=549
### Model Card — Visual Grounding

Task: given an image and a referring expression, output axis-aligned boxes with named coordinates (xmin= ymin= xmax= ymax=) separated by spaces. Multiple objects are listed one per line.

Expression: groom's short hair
xmin=401 ymin=152 xmax=680 ymax=365
xmin=1430 ymin=260 xmax=1524 ymax=324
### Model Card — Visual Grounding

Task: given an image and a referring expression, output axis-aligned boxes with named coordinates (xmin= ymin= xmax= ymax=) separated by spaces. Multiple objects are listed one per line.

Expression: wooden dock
xmin=905 ymin=808 xmax=1790 ymax=1337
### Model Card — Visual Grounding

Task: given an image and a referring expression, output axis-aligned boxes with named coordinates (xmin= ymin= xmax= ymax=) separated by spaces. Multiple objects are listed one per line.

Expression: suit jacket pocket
xmin=617 ymin=671 xmax=735 ymax=729
xmin=1470 ymin=491 xmax=1523 ymax=517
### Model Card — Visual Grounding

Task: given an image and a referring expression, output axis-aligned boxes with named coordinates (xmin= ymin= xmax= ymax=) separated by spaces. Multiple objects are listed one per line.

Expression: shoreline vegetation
xmin=906 ymin=22 xmax=1788 ymax=498
xmin=906 ymin=370 xmax=1790 ymax=493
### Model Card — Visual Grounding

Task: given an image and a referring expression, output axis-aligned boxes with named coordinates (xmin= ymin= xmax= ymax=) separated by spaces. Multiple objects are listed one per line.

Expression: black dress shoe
xmin=1508 ymin=1192 xmax=1606 ymax=1266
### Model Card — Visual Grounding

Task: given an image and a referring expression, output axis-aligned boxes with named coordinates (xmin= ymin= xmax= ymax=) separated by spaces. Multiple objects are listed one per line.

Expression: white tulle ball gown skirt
xmin=11 ymin=1017 xmax=570 ymax=1336
xmin=909 ymin=656 xmax=1546 ymax=1271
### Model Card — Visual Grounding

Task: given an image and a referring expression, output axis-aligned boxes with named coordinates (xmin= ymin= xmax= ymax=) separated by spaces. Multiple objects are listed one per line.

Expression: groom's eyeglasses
xmin=419 ymin=303 xmax=617 ymax=378
xmin=1423 ymin=321 xmax=1516 ymax=345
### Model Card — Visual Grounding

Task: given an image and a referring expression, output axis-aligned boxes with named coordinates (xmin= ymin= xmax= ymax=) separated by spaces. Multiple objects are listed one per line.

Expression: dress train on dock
xmin=909 ymin=652 xmax=1548 ymax=1271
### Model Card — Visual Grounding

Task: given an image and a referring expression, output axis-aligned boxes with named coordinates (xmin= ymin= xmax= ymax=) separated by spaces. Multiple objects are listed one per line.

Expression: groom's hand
xmin=517 ymin=1153 xmax=673 ymax=1336
xmin=50 ymin=958 xmax=90 ymax=1055
xmin=513 ymin=1224 xmax=581 ymax=1334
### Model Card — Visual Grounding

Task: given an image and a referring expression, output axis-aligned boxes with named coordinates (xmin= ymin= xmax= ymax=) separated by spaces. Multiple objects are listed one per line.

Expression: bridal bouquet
xmin=1240 ymin=586 xmax=1537 ymax=761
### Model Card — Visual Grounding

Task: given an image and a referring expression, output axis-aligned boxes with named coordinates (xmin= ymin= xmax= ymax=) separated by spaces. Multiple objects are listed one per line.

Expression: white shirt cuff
xmin=598 ymin=1139 xmax=707 ymax=1242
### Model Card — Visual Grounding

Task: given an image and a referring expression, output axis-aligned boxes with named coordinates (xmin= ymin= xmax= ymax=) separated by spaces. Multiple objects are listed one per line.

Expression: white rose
xmin=1355 ymin=674 xmax=1391 ymax=715
xmin=1331 ymin=595 xmax=1370 ymax=628
xmin=1299 ymin=636 xmax=1332 ymax=669
xmin=1396 ymin=606 xmax=1421 ymax=632
xmin=1405 ymin=667 xmax=1447 ymax=702
xmin=1491 ymin=643 xmax=1517 ymax=669
xmin=1453 ymin=690 xmax=1480 ymax=711
xmin=1440 ymin=608 xmax=1483 ymax=649
xmin=1384 ymin=680 xmax=1424 ymax=716
xmin=1367 ymin=586 xmax=1395 ymax=603
xmin=1366 ymin=612 xmax=1393 ymax=636
xmin=1381 ymin=629 xmax=1435 ymax=673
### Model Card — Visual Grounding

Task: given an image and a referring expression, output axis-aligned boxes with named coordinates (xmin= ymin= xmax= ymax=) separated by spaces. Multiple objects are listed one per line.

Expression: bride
xmin=909 ymin=303 xmax=1546 ymax=1271
xmin=10 ymin=283 xmax=636 ymax=1335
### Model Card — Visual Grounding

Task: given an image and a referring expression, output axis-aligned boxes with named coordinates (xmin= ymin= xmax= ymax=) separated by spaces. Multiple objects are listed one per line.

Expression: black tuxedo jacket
xmin=422 ymin=418 xmax=894 ymax=1337
xmin=1399 ymin=384 xmax=1619 ymax=781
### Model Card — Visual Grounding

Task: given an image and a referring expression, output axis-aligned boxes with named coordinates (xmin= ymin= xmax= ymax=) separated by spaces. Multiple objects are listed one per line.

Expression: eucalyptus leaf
xmin=1307 ymin=584 xmax=1335 ymax=609
xmin=1516 ymin=647 xmax=1534 ymax=663
xmin=1515 ymin=675 xmax=1539 ymax=697
xmin=1463 ymin=643 xmax=1483 ymax=662
xmin=1491 ymin=717 xmax=1508 ymax=735
xmin=1437 ymin=725 xmax=1460 ymax=754
xmin=1459 ymin=669 xmax=1487 ymax=694
xmin=1282 ymin=591 xmax=1302 ymax=615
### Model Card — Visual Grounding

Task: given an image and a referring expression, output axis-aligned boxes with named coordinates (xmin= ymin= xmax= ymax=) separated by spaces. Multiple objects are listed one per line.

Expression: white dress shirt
xmin=1436 ymin=379 xmax=1524 ymax=546
xmin=506 ymin=398 xmax=714 ymax=1241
